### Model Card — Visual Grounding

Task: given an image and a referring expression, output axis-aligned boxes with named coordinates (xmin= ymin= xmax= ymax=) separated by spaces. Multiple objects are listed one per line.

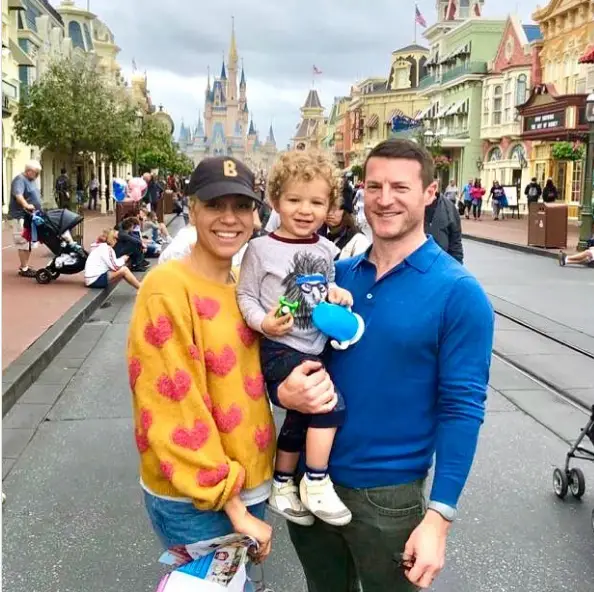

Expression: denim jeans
xmin=287 ymin=480 xmax=425 ymax=592
xmin=143 ymin=491 xmax=266 ymax=591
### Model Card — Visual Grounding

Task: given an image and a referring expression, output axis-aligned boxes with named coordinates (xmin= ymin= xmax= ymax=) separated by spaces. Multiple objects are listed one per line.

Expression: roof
xmin=522 ymin=24 xmax=542 ymax=43
xmin=248 ymin=119 xmax=256 ymax=135
xmin=294 ymin=118 xmax=319 ymax=139
xmin=303 ymin=89 xmax=322 ymax=109
xmin=394 ymin=43 xmax=427 ymax=53
xmin=267 ymin=124 xmax=276 ymax=144
xmin=240 ymin=66 xmax=246 ymax=86
xmin=220 ymin=61 xmax=227 ymax=80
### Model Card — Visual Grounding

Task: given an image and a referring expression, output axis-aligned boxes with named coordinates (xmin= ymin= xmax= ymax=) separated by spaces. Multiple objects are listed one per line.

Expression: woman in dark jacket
xmin=542 ymin=178 xmax=559 ymax=203
xmin=424 ymin=193 xmax=464 ymax=264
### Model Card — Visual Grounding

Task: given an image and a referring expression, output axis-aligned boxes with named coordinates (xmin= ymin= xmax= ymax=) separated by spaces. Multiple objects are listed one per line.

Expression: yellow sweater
xmin=127 ymin=260 xmax=275 ymax=511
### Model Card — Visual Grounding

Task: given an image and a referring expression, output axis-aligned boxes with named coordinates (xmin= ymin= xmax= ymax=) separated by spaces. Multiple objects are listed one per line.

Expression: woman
xmin=470 ymin=179 xmax=486 ymax=221
xmin=488 ymin=181 xmax=506 ymax=221
xmin=542 ymin=178 xmax=559 ymax=203
xmin=127 ymin=157 xmax=275 ymax=590
xmin=323 ymin=204 xmax=370 ymax=260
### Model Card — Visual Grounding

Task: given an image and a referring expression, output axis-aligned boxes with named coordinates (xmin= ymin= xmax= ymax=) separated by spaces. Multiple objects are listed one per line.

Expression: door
xmin=511 ymin=168 xmax=522 ymax=187
xmin=554 ymin=161 xmax=566 ymax=202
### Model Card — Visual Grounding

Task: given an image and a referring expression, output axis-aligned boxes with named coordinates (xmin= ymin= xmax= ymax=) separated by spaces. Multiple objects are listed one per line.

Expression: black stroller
xmin=552 ymin=405 xmax=594 ymax=532
xmin=25 ymin=209 xmax=88 ymax=285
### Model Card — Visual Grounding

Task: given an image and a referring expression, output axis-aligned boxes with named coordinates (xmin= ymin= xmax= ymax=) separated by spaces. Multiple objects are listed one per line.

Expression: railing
xmin=441 ymin=61 xmax=487 ymax=85
xmin=434 ymin=127 xmax=470 ymax=139
xmin=2 ymin=79 xmax=18 ymax=114
xmin=419 ymin=74 xmax=438 ymax=90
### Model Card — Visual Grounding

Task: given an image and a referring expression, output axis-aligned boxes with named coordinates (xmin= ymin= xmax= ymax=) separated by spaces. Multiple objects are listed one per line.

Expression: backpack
xmin=56 ymin=176 xmax=68 ymax=193
xmin=528 ymin=185 xmax=539 ymax=198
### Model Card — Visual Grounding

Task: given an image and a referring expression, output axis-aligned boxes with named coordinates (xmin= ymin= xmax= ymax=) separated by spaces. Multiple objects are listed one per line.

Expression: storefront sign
xmin=523 ymin=110 xmax=565 ymax=132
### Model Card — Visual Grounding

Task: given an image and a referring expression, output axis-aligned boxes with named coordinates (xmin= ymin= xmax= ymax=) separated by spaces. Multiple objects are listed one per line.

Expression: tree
xmin=15 ymin=56 xmax=137 ymax=206
xmin=133 ymin=117 xmax=176 ymax=174
xmin=169 ymin=150 xmax=195 ymax=177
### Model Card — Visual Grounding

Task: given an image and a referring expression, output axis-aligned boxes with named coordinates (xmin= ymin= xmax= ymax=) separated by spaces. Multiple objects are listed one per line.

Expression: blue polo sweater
xmin=327 ymin=237 xmax=494 ymax=508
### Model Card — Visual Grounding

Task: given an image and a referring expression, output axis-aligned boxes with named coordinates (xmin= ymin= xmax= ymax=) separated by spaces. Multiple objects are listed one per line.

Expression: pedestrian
xmin=237 ymin=149 xmax=354 ymax=527
xmin=461 ymin=178 xmax=474 ymax=219
xmin=55 ymin=168 xmax=70 ymax=209
xmin=424 ymin=189 xmax=464 ymax=264
xmin=127 ymin=156 xmax=275 ymax=581
xmin=272 ymin=138 xmax=493 ymax=591
xmin=558 ymin=240 xmax=594 ymax=267
xmin=443 ymin=179 xmax=458 ymax=204
xmin=542 ymin=178 xmax=559 ymax=203
xmin=470 ymin=179 xmax=485 ymax=220
xmin=322 ymin=202 xmax=370 ymax=260
xmin=84 ymin=229 xmax=140 ymax=290
xmin=488 ymin=180 xmax=506 ymax=221
xmin=8 ymin=159 xmax=43 ymax=278
xmin=88 ymin=173 xmax=99 ymax=210
xmin=524 ymin=177 xmax=542 ymax=205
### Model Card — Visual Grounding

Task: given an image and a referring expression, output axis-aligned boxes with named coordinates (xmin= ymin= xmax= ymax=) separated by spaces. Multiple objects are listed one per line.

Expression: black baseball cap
xmin=186 ymin=156 xmax=261 ymax=204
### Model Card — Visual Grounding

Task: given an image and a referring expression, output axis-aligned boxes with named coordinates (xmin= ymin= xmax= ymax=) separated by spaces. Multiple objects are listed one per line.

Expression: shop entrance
xmin=554 ymin=161 xmax=567 ymax=201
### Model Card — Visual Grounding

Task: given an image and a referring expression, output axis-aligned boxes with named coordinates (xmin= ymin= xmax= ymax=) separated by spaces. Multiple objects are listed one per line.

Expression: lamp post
xmin=578 ymin=93 xmax=594 ymax=251
xmin=133 ymin=109 xmax=144 ymax=177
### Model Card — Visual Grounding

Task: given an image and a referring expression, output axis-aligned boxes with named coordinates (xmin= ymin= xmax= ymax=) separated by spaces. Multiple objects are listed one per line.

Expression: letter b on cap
xmin=223 ymin=160 xmax=238 ymax=177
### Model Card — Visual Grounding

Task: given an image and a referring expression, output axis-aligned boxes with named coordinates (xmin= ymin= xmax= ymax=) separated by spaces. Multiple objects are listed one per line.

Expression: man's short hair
xmin=60 ymin=168 xmax=67 ymax=175
xmin=363 ymin=139 xmax=434 ymax=189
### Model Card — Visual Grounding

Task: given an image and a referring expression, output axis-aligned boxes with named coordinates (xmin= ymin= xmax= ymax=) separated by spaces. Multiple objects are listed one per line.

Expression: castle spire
xmin=229 ymin=16 xmax=238 ymax=64
xmin=220 ymin=53 xmax=227 ymax=80
xmin=248 ymin=118 xmax=256 ymax=136
xmin=267 ymin=123 xmax=276 ymax=144
xmin=240 ymin=59 xmax=246 ymax=87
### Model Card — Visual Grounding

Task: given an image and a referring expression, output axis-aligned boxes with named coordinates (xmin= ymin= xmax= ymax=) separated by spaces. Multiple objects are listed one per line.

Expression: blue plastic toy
xmin=112 ymin=178 xmax=127 ymax=202
xmin=312 ymin=301 xmax=365 ymax=351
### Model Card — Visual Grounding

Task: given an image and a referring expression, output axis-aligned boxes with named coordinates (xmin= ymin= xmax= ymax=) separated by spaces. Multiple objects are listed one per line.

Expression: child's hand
xmin=328 ymin=286 xmax=353 ymax=307
xmin=261 ymin=307 xmax=294 ymax=337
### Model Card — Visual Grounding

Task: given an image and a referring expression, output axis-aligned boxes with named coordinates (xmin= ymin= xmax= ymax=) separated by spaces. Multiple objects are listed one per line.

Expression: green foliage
xmin=350 ymin=164 xmax=363 ymax=179
xmin=134 ymin=117 xmax=176 ymax=173
xmin=170 ymin=151 xmax=195 ymax=176
xmin=551 ymin=141 xmax=585 ymax=161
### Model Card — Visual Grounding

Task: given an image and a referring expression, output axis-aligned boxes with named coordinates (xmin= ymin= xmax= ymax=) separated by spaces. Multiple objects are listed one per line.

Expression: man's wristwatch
xmin=427 ymin=501 xmax=457 ymax=522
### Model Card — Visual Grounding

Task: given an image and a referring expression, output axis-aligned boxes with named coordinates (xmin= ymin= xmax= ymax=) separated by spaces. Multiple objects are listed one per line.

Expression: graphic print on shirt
xmin=281 ymin=251 xmax=330 ymax=330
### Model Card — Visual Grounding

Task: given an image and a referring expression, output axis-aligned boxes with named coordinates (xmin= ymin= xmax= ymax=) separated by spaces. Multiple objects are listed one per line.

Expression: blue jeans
xmin=143 ymin=491 xmax=266 ymax=591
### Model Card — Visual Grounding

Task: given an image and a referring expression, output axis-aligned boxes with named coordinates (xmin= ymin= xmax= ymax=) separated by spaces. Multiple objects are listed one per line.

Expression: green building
xmin=418 ymin=14 xmax=507 ymax=186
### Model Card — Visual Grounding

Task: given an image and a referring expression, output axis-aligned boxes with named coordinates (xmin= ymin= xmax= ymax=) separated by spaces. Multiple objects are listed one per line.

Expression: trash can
xmin=163 ymin=190 xmax=174 ymax=215
xmin=155 ymin=196 xmax=165 ymax=223
xmin=115 ymin=201 xmax=140 ymax=226
xmin=527 ymin=202 xmax=568 ymax=248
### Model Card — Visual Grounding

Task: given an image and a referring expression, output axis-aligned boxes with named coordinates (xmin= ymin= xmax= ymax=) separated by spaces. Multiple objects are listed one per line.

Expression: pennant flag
xmin=313 ymin=65 xmax=322 ymax=75
xmin=415 ymin=5 xmax=427 ymax=27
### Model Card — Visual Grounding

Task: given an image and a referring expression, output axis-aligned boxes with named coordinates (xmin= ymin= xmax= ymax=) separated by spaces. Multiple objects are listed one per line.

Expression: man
xmin=524 ymin=177 xmax=542 ymax=205
xmin=55 ymin=168 xmax=70 ymax=208
xmin=425 ymin=190 xmax=464 ymax=264
xmin=274 ymin=139 xmax=493 ymax=591
xmin=442 ymin=179 xmax=459 ymax=204
xmin=9 ymin=160 xmax=43 ymax=277
xmin=461 ymin=178 xmax=474 ymax=219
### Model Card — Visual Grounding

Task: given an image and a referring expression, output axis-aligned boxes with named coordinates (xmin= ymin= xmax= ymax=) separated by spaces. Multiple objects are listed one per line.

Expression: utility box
xmin=527 ymin=202 xmax=568 ymax=249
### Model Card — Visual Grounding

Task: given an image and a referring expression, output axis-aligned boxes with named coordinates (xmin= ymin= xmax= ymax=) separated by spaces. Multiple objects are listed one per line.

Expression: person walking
xmin=88 ymin=174 xmax=99 ymax=210
xmin=542 ymin=178 xmax=559 ymax=203
xmin=461 ymin=178 xmax=474 ymax=219
xmin=488 ymin=181 xmax=506 ymax=221
xmin=8 ymin=160 xmax=43 ymax=278
xmin=424 ymin=190 xmax=464 ymax=263
xmin=442 ymin=179 xmax=458 ymax=204
xmin=272 ymin=139 xmax=493 ymax=591
xmin=470 ymin=179 xmax=486 ymax=220
xmin=524 ymin=177 xmax=542 ymax=205
xmin=55 ymin=168 xmax=70 ymax=209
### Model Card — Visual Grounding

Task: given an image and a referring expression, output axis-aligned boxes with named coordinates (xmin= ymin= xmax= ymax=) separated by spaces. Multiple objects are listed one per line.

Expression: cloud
xmin=62 ymin=0 xmax=537 ymax=148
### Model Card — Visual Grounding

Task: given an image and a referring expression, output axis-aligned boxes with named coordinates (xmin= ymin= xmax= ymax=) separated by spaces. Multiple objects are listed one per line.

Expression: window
xmin=83 ymin=24 xmax=94 ymax=50
xmin=68 ymin=21 xmax=85 ymax=51
xmin=492 ymin=85 xmax=503 ymax=125
xmin=571 ymin=160 xmax=583 ymax=203
xmin=515 ymin=75 xmax=527 ymax=106
xmin=509 ymin=144 xmax=526 ymax=164
xmin=489 ymin=147 xmax=503 ymax=161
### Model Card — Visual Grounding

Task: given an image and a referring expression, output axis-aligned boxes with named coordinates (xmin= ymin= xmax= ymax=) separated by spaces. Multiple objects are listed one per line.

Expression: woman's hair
xmin=96 ymin=229 xmax=117 ymax=244
xmin=121 ymin=216 xmax=140 ymax=231
xmin=474 ymin=179 xmax=482 ymax=187
xmin=267 ymin=149 xmax=342 ymax=210
xmin=147 ymin=210 xmax=157 ymax=220
xmin=329 ymin=208 xmax=358 ymax=232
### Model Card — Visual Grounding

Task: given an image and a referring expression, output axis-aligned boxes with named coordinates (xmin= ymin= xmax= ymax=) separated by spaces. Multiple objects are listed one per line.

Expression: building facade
xmin=419 ymin=10 xmax=507 ymax=186
xmin=180 ymin=24 xmax=277 ymax=173
xmin=517 ymin=0 xmax=594 ymax=218
xmin=292 ymin=89 xmax=327 ymax=151
xmin=480 ymin=16 xmax=542 ymax=196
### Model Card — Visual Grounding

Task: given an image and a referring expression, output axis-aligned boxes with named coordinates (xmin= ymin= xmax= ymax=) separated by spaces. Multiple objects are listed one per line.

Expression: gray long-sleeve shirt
xmin=237 ymin=233 xmax=339 ymax=355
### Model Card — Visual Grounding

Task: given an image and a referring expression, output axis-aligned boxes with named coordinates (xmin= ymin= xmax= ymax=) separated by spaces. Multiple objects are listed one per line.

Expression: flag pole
xmin=413 ymin=5 xmax=417 ymax=43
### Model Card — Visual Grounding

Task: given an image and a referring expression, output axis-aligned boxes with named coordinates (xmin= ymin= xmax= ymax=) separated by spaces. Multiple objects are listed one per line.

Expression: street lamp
xmin=578 ymin=93 xmax=594 ymax=251
xmin=133 ymin=109 xmax=144 ymax=177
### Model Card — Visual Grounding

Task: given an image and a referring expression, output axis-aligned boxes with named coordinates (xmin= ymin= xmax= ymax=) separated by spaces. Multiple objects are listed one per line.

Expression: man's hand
xmin=277 ymin=360 xmax=337 ymax=414
xmin=402 ymin=510 xmax=450 ymax=589
xmin=328 ymin=286 xmax=353 ymax=307
xmin=261 ymin=307 xmax=294 ymax=337
xmin=25 ymin=203 xmax=35 ymax=212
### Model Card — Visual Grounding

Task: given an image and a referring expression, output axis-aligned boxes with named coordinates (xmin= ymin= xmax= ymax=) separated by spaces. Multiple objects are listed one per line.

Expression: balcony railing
xmin=434 ymin=127 xmax=470 ymax=139
xmin=2 ymin=79 xmax=18 ymax=115
xmin=441 ymin=61 xmax=487 ymax=85
xmin=419 ymin=74 xmax=438 ymax=90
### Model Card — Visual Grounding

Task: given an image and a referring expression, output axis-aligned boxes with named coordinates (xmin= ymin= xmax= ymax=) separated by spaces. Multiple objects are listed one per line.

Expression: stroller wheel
xmin=569 ymin=468 xmax=586 ymax=499
xmin=35 ymin=269 xmax=52 ymax=285
xmin=49 ymin=269 xmax=60 ymax=280
xmin=553 ymin=467 xmax=569 ymax=499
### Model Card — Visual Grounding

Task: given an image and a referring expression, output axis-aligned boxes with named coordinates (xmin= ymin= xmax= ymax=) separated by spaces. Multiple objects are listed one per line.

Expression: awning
xmin=8 ymin=0 xmax=26 ymax=9
xmin=436 ymin=104 xmax=453 ymax=118
xmin=445 ymin=99 xmax=468 ymax=117
xmin=365 ymin=113 xmax=379 ymax=128
xmin=9 ymin=39 xmax=34 ymax=67
xmin=386 ymin=109 xmax=404 ymax=123
xmin=415 ymin=104 xmax=433 ymax=120
xmin=578 ymin=45 xmax=594 ymax=64
xmin=441 ymin=43 xmax=471 ymax=63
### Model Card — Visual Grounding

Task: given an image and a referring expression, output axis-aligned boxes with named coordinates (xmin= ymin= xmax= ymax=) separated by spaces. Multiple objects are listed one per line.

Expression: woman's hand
xmin=277 ymin=360 xmax=337 ymax=414
xmin=328 ymin=286 xmax=353 ymax=307
xmin=261 ymin=307 xmax=294 ymax=337
xmin=225 ymin=498 xmax=272 ymax=563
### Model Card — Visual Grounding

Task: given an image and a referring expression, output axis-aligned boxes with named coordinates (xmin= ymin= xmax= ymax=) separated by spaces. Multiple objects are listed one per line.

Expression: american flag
xmin=415 ymin=5 xmax=427 ymax=28
xmin=313 ymin=65 xmax=322 ymax=75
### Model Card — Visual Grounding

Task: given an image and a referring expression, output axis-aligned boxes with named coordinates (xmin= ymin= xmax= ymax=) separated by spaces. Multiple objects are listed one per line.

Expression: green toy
xmin=276 ymin=296 xmax=299 ymax=317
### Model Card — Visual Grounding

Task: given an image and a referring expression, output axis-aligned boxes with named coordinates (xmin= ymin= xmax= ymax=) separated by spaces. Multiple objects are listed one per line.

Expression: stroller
xmin=24 ymin=209 xmax=88 ymax=285
xmin=552 ymin=405 xmax=594 ymax=532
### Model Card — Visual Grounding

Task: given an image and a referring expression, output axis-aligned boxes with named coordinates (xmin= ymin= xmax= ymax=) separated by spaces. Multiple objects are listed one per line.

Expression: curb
xmin=2 ymin=283 xmax=117 ymax=417
xmin=2 ymin=213 xmax=181 ymax=417
xmin=462 ymin=233 xmax=561 ymax=259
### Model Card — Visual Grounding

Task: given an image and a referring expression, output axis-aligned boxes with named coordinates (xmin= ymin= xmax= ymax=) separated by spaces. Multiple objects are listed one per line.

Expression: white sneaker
xmin=267 ymin=478 xmax=315 ymax=526
xmin=300 ymin=475 xmax=352 ymax=526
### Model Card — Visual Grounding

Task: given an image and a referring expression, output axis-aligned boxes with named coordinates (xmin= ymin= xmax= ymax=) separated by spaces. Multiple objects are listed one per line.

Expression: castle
xmin=179 ymin=22 xmax=278 ymax=173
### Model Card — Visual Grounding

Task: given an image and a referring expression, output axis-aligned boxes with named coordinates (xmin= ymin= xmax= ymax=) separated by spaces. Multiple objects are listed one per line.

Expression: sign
xmin=524 ymin=110 xmax=565 ymax=132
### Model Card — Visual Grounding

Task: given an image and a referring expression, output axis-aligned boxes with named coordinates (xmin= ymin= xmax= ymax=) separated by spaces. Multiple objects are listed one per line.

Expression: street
xmin=3 ymin=239 xmax=594 ymax=592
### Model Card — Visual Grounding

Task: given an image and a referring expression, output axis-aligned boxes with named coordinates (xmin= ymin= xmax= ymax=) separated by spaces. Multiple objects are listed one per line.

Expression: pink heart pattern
xmin=202 ymin=393 xmax=213 ymax=413
xmin=205 ymin=346 xmax=237 ymax=377
xmin=254 ymin=425 xmax=274 ymax=452
xmin=237 ymin=322 xmax=257 ymax=348
xmin=188 ymin=344 xmax=201 ymax=361
xmin=244 ymin=374 xmax=265 ymax=401
xmin=172 ymin=420 xmax=210 ymax=451
xmin=128 ymin=357 xmax=142 ymax=391
xmin=160 ymin=461 xmax=174 ymax=481
xmin=197 ymin=464 xmax=230 ymax=487
xmin=135 ymin=430 xmax=149 ymax=453
xmin=193 ymin=296 xmax=221 ymax=320
xmin=156 ymin=370 xmax=192 ymax=401
xmin=140 ymin=408 xmax=153 ymax=431
xmin=212 ymin=404 xmax=243 ymax=434
xmin=144 ymin=315 xmax=174 ymax=348
xmin=135 ymin=407 xmax=152 ymax=453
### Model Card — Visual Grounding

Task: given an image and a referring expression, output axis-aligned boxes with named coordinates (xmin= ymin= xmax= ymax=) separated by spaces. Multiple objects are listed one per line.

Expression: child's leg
xmin=566 ymin=251 xmax=591 ymax=265
xmin=109 ymin=267 xmax=141 ymax=289
xmin=305 ymin=427 xmax=336 ymax=476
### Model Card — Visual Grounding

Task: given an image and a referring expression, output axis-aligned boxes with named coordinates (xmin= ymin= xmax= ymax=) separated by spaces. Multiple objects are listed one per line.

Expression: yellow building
xmin=517 ymin=0 xmax=594 ymax=217
xmin=293 ymin=89 xmax=328 ymax=151
xmin=346 ymin=43 xmax=429 ymax=165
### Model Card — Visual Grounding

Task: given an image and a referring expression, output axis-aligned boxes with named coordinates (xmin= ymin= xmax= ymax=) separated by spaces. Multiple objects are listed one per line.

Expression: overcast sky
xmin=58 ymin=0 xmax=534 ymax=148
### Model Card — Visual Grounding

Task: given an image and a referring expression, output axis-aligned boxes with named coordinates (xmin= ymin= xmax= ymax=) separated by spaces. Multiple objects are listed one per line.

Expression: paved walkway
xmin=461 ymin=215 xmax=580 ymax=251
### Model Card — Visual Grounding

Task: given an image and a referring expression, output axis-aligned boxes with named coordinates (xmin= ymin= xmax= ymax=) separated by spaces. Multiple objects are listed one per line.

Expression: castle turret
xmin=266 ymin=124 xmax=276 ymax=146
xmin=226 ymin=19 xmax=239 ymax=137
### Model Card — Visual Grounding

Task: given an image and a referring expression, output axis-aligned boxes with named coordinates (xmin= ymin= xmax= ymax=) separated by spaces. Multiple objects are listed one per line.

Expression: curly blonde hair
xmin=267 ymin=149 xmax=342 ymax=210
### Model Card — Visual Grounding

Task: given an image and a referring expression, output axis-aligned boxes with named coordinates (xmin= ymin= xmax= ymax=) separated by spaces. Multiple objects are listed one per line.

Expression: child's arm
xmin=326 ymin=255 xmax=353 ymax=307
xmin=106 ymin=245 xmax=127 ymax=271
xmin=236 ymin=244 xmax=269 ymax=333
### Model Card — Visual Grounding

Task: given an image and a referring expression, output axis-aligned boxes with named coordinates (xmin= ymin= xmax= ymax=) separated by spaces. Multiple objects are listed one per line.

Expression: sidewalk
xmin=2 ymin=210 xmax=117 ymax=370
xmin=461 ymin=215 xmax=580 ymax=254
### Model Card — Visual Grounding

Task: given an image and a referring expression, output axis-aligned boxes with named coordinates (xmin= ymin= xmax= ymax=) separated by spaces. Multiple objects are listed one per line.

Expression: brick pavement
xmin=2 ymin=210 xmax=117 ymax=370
